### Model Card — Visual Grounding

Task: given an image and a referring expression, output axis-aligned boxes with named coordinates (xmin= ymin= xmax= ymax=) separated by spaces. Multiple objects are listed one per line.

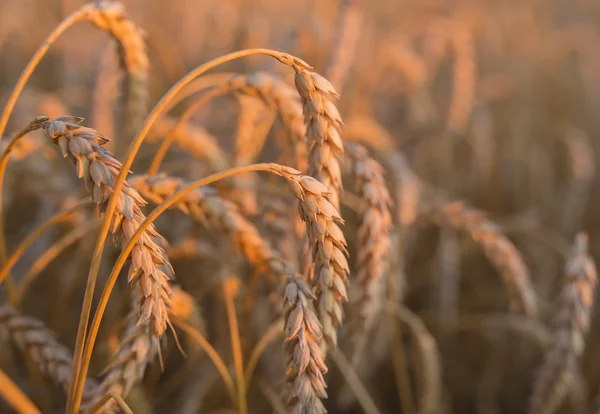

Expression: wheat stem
xmin=171 ymin=317 xmax=237 ymax=405
xmin=0 ymin=369 xmax=42 ymax=414
xmin=222 ymin=279 xmax=248 ymax=414
xmin=244 ymin=319 xmax=283 ymax=388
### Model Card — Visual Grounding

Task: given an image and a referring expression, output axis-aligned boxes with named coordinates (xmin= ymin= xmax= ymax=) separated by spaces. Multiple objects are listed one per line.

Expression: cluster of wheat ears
xmin=0 ymin=0 xmax=599 ymax=413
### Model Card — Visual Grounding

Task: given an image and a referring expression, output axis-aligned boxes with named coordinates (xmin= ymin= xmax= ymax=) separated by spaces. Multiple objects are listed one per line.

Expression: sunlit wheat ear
xmin=344 ymin=143 xmax=392 ymax=363
xmin=529 ymin=232 xmax=597 ymax=414
xmin=283 ymin=275 xmax=328 ymax=414
xmin=82 ymin=1 xmax=149 ymax=153
xmin=293 ymin=67 xmax=344 ymax=209
xmin=270 ymin=165 xmax=349 ymax=354
xmin=34 ymin=116 xmax=173 ymax=345
xmin=0 ymin=305 xmax=98 ymax=397
xmin=430 ymin=199 xmax=538 ymax=317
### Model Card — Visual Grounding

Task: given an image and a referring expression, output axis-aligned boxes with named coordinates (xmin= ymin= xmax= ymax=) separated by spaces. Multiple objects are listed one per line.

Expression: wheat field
xmin=0 ymin=0 xmax=599 ymax=413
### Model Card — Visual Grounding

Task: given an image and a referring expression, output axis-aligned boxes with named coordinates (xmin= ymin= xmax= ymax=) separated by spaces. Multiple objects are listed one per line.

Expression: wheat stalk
xmin=528 ymin=232 xmax=597 ymax=414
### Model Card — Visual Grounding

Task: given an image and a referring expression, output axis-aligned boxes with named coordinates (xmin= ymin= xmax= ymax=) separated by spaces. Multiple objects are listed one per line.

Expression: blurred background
xmin=2 ymin=0 xmax=600 ymax=413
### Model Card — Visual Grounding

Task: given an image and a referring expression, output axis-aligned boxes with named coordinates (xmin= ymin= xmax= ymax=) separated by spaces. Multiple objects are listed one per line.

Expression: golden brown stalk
xmin=528 ymin=233 xmax=597 ymax=414
xmin=430 ymin=199 xmax=538 ymax=317
xmin=271 ymin=165 xmax=349 ymax=352
xmin=324 ymin=0 xmax=362 ymax=94
xmin=345 ymin=144 xmax=392 ymax=361
xmin=293 ymin=67 xmax=344 ymax=208
xmin=83 ymin=1 xmax=149 ymax=154
xmin=0 ymin=305 xmax=98 ymax=396
xmin=282 ymin=275 xmax=327 ymax=414
xmin=34 ymin=116 xmax=174 ymax=344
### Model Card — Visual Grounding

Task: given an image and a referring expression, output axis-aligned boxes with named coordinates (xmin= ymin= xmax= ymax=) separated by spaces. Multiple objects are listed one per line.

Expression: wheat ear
xmin=283 ymin=275 xmax=328 ymax=414
xmin=34 ymin=116 xmax=173 ymax=343
xmin=82 ymin=306 xmax=153 ymax=414
xmin=0 ymin=305 xmax=98 ymax=396
xmin=345 ymin=143 xmax=392 ymax=361
xmin=430 ymin=199 xmax=538 ymax=317
xmin=82 ymin=1 xmax=149 ymax=153
xmin=294 ymin=67 xmax=344 ymax=209
xmin=270 ymin=165 xmax=349 ymax=353
xmin=528 ymin=233 xmax=597 ymax=414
